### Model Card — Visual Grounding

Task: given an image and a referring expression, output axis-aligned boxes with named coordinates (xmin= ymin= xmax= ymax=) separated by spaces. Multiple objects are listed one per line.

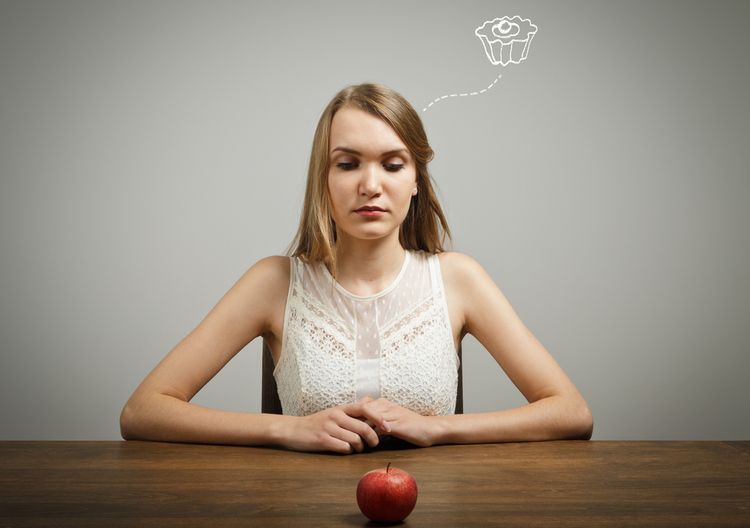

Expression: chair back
xmin=261 ymin=339 xmax=463 ymax=414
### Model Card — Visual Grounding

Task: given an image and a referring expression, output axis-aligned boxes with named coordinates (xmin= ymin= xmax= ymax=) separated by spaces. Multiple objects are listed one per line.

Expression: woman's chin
xmin=339 ymin=226 xmax=396 ymax=241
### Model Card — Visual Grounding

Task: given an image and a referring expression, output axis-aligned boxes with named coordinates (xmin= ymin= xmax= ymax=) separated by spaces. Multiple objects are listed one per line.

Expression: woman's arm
xmin=121 ymin=391 xmax=387 ymax=453
xmin=119 ymin=256 xmax=387 ymax=453
xmin=433 ymin=252 xmax=593 ymax=443
xmin=120 ymin=255 xmax=288 ymax=445
xmin=120 ymin=256 xmax=387 ymax=453
xmin=120 ymin=391 xmax=285 ymax=445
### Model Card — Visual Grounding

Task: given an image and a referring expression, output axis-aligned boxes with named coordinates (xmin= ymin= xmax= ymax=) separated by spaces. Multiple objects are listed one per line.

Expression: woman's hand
xmin=360 ymin=397 xmax=440 ymax=447
xmin=280 ymin=400 xmax=390 ymax=454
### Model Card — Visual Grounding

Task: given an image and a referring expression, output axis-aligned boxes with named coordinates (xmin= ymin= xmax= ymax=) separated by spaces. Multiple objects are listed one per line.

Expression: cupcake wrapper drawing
xmin=475 ymin=16 xmax=538 ymax=66
xmin=422 ymin=15 xmax=537 ymax=112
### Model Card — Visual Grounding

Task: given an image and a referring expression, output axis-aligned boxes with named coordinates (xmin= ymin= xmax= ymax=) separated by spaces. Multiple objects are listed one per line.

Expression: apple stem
xmin=386 ymin=462 xmax=391 ymax=473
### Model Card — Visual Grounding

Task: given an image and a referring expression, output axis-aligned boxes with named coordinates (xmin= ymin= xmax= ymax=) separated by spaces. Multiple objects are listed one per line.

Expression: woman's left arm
xmin=434 ymin=252 xmax=593 ymax=444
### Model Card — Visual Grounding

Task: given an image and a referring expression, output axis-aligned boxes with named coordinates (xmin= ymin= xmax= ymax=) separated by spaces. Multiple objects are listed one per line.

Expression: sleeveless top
xmin=273 ymin=249 xmax=460 ymax=417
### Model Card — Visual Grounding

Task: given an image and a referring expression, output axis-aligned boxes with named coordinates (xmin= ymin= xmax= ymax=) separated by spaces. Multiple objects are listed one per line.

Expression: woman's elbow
xmin=119 ymin=401 xmax=140 ymax=440
xmin=570 ymin=401 xmax=594 ymax=440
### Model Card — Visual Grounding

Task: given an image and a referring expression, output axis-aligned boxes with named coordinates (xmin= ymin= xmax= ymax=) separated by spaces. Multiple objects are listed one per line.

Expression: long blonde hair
xmin=285 ymin=82 xmax=452 ymax=280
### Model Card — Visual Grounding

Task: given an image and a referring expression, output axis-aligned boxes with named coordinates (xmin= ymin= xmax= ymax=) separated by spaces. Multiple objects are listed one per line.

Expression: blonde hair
xmin=284 ymin=82 xmax=452 ymax=280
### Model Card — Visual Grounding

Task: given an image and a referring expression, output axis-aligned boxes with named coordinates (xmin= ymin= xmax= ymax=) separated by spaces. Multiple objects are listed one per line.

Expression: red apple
xmin=356 ymin=462 xmax=418 ymax=523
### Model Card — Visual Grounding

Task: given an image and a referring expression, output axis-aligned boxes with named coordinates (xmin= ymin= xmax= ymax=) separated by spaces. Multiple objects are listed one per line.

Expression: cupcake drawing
xmin=422 ymin=15 xmax=537 ymax=112
xmin=475 ymin=16 xmax=537 ymax=66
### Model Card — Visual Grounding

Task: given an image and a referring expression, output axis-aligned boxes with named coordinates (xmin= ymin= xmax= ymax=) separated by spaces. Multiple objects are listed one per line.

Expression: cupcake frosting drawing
xmin=475 ymin=16 xmax=538 ymax=66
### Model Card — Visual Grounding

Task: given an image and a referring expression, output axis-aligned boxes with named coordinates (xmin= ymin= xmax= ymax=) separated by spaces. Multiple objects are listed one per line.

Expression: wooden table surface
xmin=1 ymin=441 xmax=748 ymax=527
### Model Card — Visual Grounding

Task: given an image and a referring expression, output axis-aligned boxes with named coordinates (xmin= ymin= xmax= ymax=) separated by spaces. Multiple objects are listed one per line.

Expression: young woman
xmin=120 ymin=83 xmax=593 ymax=454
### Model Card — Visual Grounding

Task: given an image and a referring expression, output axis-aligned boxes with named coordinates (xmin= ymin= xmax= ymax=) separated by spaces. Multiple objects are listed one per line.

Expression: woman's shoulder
xmin=254 ymin=254 xmax=292 ymax=269
xmin=250 ymin=254 xmax=291 ymax=281
xmin=436 ymin=250 xmax=499 ymax=300
xmin=436 ymin=250 xmax=485 ymax=282
xmin=433 ymin=251 xmax=489 ymax=338
xmin=237 ymin=255 xmax=291 ymax=299
xmin=435 ymin=251 xmax=507 ymax=338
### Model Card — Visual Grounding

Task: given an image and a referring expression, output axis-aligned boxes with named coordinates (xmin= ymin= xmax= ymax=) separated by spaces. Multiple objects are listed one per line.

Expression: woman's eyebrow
xmin=330 ymin=146 xmax=409 ymax=157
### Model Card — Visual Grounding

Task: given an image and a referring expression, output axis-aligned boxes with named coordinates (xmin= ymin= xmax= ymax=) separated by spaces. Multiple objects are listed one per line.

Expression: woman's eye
xmin=335 ymin=162 xmax=404 ymax=172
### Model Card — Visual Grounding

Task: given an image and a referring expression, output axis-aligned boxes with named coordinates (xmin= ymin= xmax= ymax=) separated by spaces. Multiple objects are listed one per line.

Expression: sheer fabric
xmin=273 ymin=250 xmax=459 ymax=416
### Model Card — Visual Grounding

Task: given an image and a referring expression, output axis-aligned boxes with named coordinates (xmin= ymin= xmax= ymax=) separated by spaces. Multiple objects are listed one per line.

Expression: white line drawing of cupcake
xmin=475 ymin=16 xmax=537 ymax=66
xmin=422 ymin=16 xmax=537 ymax=111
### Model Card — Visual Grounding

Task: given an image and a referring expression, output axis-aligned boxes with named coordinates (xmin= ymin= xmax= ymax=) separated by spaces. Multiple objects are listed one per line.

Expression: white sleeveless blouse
xmin=273 ymin=250 xmax=460 ymax=417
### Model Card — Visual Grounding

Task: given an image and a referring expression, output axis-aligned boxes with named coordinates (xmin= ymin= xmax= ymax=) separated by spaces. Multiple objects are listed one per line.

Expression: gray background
xmin=1 ymin=0 xmax=748 ymax=440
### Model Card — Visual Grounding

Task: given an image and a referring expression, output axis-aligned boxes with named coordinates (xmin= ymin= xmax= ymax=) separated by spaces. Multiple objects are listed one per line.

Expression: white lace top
xmin=273 ymin=249 xmax=460 ymax=417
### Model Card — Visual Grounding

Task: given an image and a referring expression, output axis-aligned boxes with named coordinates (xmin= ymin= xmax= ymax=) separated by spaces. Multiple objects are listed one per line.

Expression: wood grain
xmin=1 ymin=441 xmax=748 ymax=527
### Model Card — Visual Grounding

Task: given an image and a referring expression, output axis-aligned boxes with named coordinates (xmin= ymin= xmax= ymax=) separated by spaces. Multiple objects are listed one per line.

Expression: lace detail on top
xmin=273 ymin=250 xmax=460 ymax=417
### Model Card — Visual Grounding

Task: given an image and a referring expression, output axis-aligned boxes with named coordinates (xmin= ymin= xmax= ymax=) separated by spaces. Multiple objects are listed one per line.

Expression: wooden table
xmin=1 ymin=441 xmax=748 ymax=527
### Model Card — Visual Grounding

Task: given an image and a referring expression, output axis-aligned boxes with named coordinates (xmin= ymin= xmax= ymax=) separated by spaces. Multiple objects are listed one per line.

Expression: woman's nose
xmin=359 ymin=163 xmax=382 ymax=195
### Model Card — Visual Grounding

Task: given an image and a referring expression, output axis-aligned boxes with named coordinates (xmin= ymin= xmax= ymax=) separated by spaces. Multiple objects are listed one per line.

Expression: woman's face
xmin=327 ymin=106 xmax=417 ymax=246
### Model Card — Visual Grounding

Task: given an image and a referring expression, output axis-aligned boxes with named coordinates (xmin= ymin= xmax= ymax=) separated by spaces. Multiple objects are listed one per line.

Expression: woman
xmin=120 ymin=83 xmax=593 ymax=454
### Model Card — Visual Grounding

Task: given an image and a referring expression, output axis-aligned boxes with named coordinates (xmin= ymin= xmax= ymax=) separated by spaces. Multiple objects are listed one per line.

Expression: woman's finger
xmin=339 ymin=415 xmax=381 ymax=448
xmin=325 ymin=436 xmax=354 ymax=454
xmin=329 ymin=423 xmax=366 ymax=453
xmin=343 ymin=400 xmax=391 ymax=432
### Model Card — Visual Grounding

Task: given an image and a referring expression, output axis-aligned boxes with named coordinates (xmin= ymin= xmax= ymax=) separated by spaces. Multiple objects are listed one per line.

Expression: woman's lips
xmin=356 ymin=209 xmax=385 ymax=217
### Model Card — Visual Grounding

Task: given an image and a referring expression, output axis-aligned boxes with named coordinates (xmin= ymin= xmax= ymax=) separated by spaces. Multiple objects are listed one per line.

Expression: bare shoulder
xmin=436 ymin=251 xmax=492 ymax=339
xmin=438 ymin=250 xmax=505 ymax=319
xmin=226 ymin=255 xmax=291 ymax=318
xmin=436 ymin=250 xmax=488 ymax=286
xmin=248 ymin=254 xmax=290 ymax=282
xmin=242 ymin=255 xmax=290 ymax=301
xmin=250 ymin=255 xmax=290 ymax=334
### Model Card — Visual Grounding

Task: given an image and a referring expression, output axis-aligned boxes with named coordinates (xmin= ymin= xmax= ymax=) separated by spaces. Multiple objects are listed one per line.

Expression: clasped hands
xmin=284 ymin=396 xmax=438 ymax=454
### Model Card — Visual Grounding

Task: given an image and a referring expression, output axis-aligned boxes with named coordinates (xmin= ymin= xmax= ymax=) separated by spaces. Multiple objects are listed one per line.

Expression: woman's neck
xmin=333 ymin=236 xmax=407 ymax=296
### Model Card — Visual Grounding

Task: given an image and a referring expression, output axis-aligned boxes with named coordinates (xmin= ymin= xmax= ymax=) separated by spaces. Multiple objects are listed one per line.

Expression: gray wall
xmin=1 ymin=0 xmax=748 ymax=440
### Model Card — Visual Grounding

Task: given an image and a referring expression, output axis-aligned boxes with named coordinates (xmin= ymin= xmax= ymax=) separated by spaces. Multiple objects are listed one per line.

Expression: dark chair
xmin=261 ymin=338 xmax=464 ymax=415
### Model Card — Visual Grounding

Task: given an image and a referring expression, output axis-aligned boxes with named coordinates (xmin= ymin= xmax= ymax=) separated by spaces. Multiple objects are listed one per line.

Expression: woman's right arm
xmin=119 ymin=256 xmax=387 ymax=453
